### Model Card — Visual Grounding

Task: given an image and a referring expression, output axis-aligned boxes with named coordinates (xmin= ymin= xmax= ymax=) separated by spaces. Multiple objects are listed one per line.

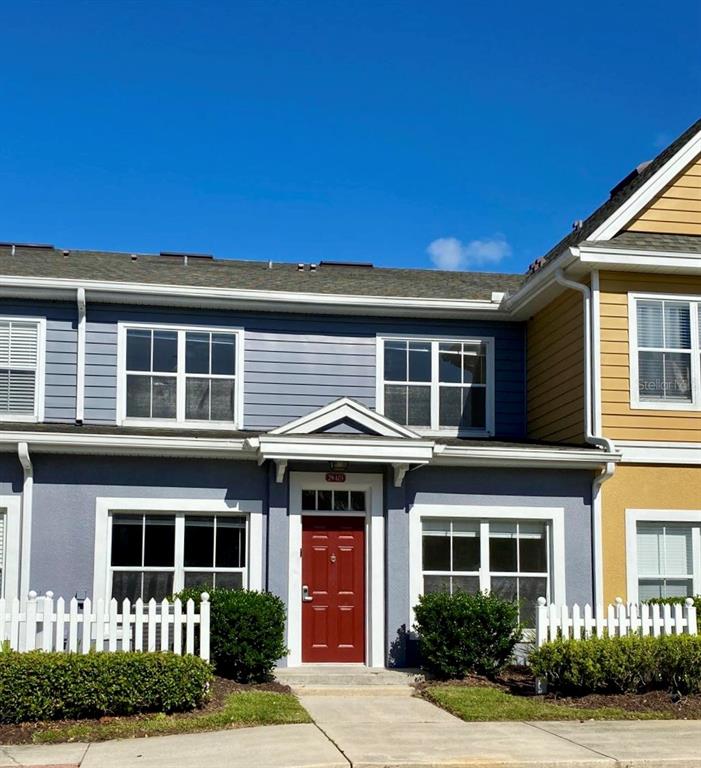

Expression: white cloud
xmin=426 ymin=235 xmax=512 ymax=271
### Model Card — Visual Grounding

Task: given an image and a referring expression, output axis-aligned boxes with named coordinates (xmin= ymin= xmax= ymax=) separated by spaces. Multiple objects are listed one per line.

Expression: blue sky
xmin=1 ymin=1 xmax=699 ymax=274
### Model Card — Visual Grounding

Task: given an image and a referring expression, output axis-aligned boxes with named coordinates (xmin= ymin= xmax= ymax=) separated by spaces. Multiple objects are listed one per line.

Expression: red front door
xmin=302 ymin=516 xmax=365 ymax=663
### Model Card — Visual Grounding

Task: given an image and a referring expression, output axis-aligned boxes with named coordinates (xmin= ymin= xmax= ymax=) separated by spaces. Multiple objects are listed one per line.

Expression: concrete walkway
xmin=4 ymin=690 xmax=701 ymax=767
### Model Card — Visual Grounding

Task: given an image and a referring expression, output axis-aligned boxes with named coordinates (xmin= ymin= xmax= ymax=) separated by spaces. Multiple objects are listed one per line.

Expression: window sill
xmin=0 ymin=414 xmax=40 ymax=423
xmin=119 ymin=419 xmax=242 ymax=431
xmin=630 ymin=399 xmax=701 ymax=412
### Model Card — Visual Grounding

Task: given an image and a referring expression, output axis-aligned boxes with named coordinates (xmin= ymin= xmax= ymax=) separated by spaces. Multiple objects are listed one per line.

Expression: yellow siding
xmin=627 ymin=156 xmax=701 ymax=235
xmin=599 ymin=271 xmax=701 ymax=442
xmin=527 ymin=289 xmax=585 ymax=444
xmin=602 ymin=465 xmax=701 ymax=603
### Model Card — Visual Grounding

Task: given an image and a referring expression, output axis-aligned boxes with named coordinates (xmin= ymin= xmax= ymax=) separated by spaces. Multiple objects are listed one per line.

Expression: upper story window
xmin=631 ymin=296 xmax=701 ymax=409
xmin=118 ymin=324 xmax=242 ymax=427
xmin=0 ymin=318 xmax=44 ymax=422
xmin=377 ymin=336 xmax=494 ymax=434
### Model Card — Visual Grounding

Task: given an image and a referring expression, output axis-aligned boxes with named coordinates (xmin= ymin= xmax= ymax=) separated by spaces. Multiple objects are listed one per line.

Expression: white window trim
xmin=287 ymin=472 xmax=385 ymax=668
xmin=628 ymin=292 xmax=701 ymax=411
xmin=93 ymin=497 xmax=263 ymax=603
xmin=375 ymin=334 xmax=496 ymax=437
xmin=409 ymin=504 xmax=566 ymax=627
xmin=0 ymin=496 xmax=21 ymax=600
xmin=625 ymin=508 xmax=701 ymax=603
xmin=116 ymin=322 xmax=245 ymax=430
xmin=0 ymin=317 xmax=46 ymax=423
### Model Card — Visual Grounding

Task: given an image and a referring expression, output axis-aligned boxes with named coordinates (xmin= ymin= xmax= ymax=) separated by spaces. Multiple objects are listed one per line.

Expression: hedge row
xmin=0 ymin=651 xmax=212 ymax=723
xmin=529 ymin=634 xmax=701 ymax=696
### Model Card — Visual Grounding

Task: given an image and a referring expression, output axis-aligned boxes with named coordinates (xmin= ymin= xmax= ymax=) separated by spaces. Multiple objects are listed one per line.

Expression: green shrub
xmin=645 ymin=596 xmax=701 ymax=632
xmin=413 ymin=591 xmax=520 ymax=679
xmin=176 ymin=588 xmax=287 ymax=683
xmin=529 ymin=634 xmax=701 ymax=696
xmin=0 ymin=651 xmax=212 ymax=723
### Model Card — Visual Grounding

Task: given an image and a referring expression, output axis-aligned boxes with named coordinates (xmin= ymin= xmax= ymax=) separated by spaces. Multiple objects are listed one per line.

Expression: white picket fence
xmin=535 ymin=596 xmax=698 ymax=647
xmin=0 ymin=591 xmax=210 ymax=661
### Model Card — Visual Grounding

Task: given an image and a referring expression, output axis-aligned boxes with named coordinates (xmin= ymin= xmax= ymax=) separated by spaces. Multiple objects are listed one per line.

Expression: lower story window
xmin=421 ymin=518 xmax=550 ymax=625
xmin=636 ymin=522 xmax=698 ymax=600
xmin=110 ymin=512 xmax=247 ymax=602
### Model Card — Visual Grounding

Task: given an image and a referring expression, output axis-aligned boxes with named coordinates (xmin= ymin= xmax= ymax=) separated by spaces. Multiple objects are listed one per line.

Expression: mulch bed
xmin=0 ymin=676 xmax=291 ymax=745
xmin=421 ymin=666 xmax=701 ymax=718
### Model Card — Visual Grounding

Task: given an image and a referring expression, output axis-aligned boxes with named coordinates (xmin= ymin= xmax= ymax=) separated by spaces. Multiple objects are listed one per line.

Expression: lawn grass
xmin=423 ymin=685 xmax=673 ymax=721
xmin=30 ymin=691 xmax=311 ymax=744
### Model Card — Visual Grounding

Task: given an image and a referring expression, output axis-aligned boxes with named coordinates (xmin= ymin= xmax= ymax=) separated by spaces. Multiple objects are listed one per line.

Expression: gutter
xmin=17 ymin=442 xmax=32 ymax=598
xmin=553 ymin=267 xmax=614 ymax=608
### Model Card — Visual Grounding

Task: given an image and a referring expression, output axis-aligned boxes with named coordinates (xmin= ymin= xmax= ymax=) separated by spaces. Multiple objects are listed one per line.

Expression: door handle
xmin=302 ymin=585 xmax=313 ymax=602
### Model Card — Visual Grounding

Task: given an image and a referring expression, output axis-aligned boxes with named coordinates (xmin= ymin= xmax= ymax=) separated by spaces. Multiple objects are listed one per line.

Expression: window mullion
xmin=479 ymin=521 xmax=490 ymax=592
xmin=691 ymin=303 xmax=701 ymax=407
xmin=431 ymin=342 xmax=439 ymax=430
xmin=176 ymin=331 xmax=185 ymax=423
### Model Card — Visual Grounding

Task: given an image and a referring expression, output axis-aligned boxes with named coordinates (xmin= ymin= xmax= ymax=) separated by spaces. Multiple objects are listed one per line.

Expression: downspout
xmin=554 ymin=268 xmax=614 ymax=609
xmin=76 ymin=288 xmax=86 ymax=424
xmin=18 ymin=442 xmax=33 ymax=598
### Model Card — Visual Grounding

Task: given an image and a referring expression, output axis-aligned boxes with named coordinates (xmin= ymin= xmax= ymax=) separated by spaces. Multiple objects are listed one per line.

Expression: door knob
xmin=302 ymin=585 xmax=313 ymax=602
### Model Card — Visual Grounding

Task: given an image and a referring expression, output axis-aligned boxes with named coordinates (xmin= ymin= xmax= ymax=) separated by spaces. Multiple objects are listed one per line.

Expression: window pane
xmin=423 ymin=574 xmax=450 ymax=594
xmin=211 ymin=379 xmax=235 ymax=421
xmin=186 ymin=332 xmax=210 ymax=374
xmin=490 ymin=529 xmax=517 ymax=572
xmin=111 ymin=515 xmax=143 ymax=567
xmin=142 ymin=571 xmax=173 ymax=601
xmin=302 ymin=490 xmax=316 ymax=511
xmin=184 ymin=571 xmax=214 ymax=590
xmin=423 ymin=535 xmax=451 ymax=571
xmin=126 ymin=329 xmax=151 ymax=372
xmin=664 ymin=352 xmax=691 ymax=401
xmin=408 ymin=342 xmax=431 ymax=382
xmin=144 ymin=516 xmax=175 ymax=567
xmin=384 ymin=340 xmax=407 ymax=382
xmin=491 ymin=575 xmax=518 ymax=603
xmin=520 ymin=534 xmax=547 ymax=573
xmin=212 ymin=334 xmax=236 ymax=375
xmin=462 ymin=346 xmax=485 ymax=385
xmin=184 ymin=516 xmax=214 ymax=567
xmin=350 ymin=491 xmax=365 ymax=511
xmin=452 ymin=575 xmax=480 ymax=594
xmin=152 ymin=377 xmax=177 ymax=418
xmin=638 ymin=579 xmax=664 ymax=602
xmin=333 ymin=490 xmax=349 ymax=511
xmin=664 ymin=302 xmax=691 ymax=349
xmin=217 ymin=517 xmax=245 ymax=567
xmin=438 ymin=349 xmax=461 ymax=383
xmin=439 ymin=387 xmax=461 ymax=427
xmin=384 ymin=385 xmax=407 ymax=424
xmin=186 ymin=378 xmax=210 ymax=420
xmin=663 ymin=579 xmax=694 ymax=598
xmin=637 ymin=524 xmax=663 ymax=575
xmin=637 ymin=300 xmax=664 ymax=348
xmin=466 ymin=388 xmax=486 ymax=429
xmin=112 ymin=571 xmax=141 ymax=602
xmin=317 ymin=490 xmax=332 ymax=511
xmin=519 ymin=576 xmax=547 ymax=625
xmin=664 ymin=526 xmax=693 ymax=576
xmin=407 ymin=385 xmax=431 ymax=426
xmin=453 ymin=536 xmax=480 ymax=571
xmin=638 ymin=352 xmax=664 ymax=399
xmin=152 ymin=331 xmax=178 ymax=373
xmin=126 ymin=375 xmax=151 ymax=418
xmin=215 ymin=571 xmax=244 ymax=590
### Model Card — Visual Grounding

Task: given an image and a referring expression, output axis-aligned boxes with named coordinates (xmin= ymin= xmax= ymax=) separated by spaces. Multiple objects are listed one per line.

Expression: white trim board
xmin=0 ymin=496 xmax=21 ymax=600
xmin=625 ymin=508 xmax=701 ymax=603
xmin=92 ymin=497 xmax=263 ymax=603
xmin=287 ymin=472 xmax=385 ymax=668
xmin=408 ymin=504 xmax=566 ymax=629
xmin=615 ymin=441 xmax=701 ymax=464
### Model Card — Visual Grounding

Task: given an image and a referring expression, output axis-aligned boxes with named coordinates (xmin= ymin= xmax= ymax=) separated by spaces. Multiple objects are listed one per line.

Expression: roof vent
xmin=572 ymin=220 xmax=584 ymax=231
xmin=319 ymin=260 xmax=374 ymax=269
xmin=609 ymin=160 xmax=652 ymax=199
xmin=159 ymin=251 xmax=214 ymax=264
xmin=297 ymin=263 xmax=305 ymax=271
xmin=0 ymin=242 xmax=55 ymax=250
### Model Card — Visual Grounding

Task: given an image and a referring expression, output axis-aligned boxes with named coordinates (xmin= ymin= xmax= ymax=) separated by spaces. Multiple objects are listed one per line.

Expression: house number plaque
xmin=325 ymin=472 xmax=346 ymax=483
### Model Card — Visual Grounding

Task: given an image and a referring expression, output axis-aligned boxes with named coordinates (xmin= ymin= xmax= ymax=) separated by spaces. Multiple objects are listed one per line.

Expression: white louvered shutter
xmin=0 ymin=321 xmax=39 ymax=415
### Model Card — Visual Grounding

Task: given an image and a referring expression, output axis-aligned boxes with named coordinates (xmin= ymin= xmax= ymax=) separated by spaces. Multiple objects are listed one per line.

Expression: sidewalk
xmin=3 ymin=693 xmax=701 ymax=767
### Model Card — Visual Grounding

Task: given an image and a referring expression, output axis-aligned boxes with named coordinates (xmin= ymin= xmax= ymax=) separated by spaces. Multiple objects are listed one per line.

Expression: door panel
xmin=302 ymin=515 xmax=365 ymax=663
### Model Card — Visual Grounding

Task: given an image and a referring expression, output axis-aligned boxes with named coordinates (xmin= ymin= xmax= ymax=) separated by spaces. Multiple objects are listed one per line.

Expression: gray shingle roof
xmin=0 ymin=246 xmax=525 ymax=301
xmin=583 ymin=231 xmax=701 ymax=253
xmin=529 ymin=117 xmax=701 ymax=274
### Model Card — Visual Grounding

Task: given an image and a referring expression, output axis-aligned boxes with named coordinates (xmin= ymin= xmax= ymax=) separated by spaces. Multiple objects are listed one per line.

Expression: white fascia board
xmin=0 ymin=431 xmax=255 ymax=459
xmin=433 ymin=444 xmax=621 ymax=469
xmin=579 ymin=245 xmax=701 ymax=272
xmin=615 ymin=441 xmax=701 ymax=465
xmin=588 ymin=128 xmax=701 ymax=241
xmin=0 ymin=275 xmax=510 ymax=319
xmin=255 ymin=435 xmax=435 ymax=464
